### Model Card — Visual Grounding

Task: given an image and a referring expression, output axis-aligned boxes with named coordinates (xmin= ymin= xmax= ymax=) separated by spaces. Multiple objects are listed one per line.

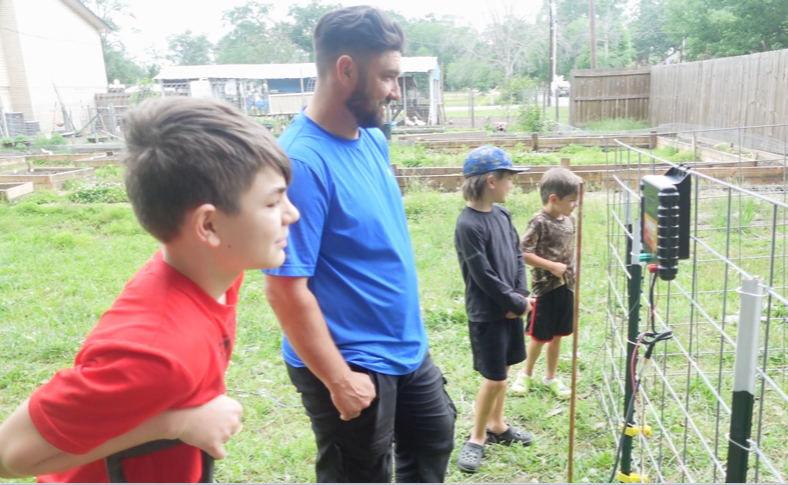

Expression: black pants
xmin=287 ymin=354 xmax=457 ymax=483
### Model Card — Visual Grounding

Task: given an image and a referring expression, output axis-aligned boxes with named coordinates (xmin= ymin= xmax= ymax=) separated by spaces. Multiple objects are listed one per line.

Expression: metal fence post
xmin=621 ymin=211 xmax=643 ymax=479
xmin=725 ymin=277 xmax=764 ymax=483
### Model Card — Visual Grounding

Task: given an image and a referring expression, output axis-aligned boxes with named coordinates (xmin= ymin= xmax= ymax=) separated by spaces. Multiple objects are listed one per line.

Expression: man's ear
xmin=187 ymin=203 xmax=221 ymax=248
xmin=335 ymin=55 xmax=358 ymax=91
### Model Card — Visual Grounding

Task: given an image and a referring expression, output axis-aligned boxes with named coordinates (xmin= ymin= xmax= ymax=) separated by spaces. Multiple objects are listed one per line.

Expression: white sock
xmin=543 ymin=377 xmax=557 ymax=385
xmin=519 ymin=371 xmax=532 ymax=378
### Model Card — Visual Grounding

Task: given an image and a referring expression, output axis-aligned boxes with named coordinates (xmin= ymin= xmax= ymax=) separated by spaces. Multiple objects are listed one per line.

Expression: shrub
xmin=68 ymin=182 xmax=128 ymax=204
xmin=516 ymin=104 xmax=546 ymax=132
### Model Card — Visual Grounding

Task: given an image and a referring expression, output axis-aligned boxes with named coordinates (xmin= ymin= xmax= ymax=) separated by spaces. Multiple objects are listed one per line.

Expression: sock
xmin=519 ymin=370 xmax=532 ymax=378
xmin=543 ymin=377 xmax=557 ymax=385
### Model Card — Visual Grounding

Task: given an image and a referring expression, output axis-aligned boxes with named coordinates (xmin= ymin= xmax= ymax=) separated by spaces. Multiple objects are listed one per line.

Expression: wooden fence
xmin=569 ymin=67 xmax=651 ymax=125
xmin=650 ymin=50 xmax=788 ymax=144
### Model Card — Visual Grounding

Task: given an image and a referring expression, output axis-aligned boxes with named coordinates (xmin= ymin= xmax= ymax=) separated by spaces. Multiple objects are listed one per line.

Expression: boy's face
xmin=213 ymin=167 xmax=300 ymax=271
xmin=552 ymin=193 xmax=579 ymax=216
xmin=489 ymin=172 xmax=514 ymax=204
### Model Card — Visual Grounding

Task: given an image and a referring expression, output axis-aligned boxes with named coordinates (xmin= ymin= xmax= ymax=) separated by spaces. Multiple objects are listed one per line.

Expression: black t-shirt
xmin=454 ymin=205 xmax=530 ymax=322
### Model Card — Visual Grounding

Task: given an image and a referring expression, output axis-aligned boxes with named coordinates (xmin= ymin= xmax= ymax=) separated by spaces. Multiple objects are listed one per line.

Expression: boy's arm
xmin=524 ymin=252 xmax=567 ymax=277
xmin=265 ymin=274 xmax=375 ymax=421
xmin=0 ymin=394 xmax=242 ymax=478
xmin=456 ymin=223 xmax=529 ymax=316
xmin=513 ymin=226 xmax=530 ymax=297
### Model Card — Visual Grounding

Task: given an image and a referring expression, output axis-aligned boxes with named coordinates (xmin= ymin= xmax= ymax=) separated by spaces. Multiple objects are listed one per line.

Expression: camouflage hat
xmin=463 ymin=145 xmax=529 ymax=178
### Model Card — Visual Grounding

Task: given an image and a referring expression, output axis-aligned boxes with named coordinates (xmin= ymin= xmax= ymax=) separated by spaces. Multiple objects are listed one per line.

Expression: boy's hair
xmin=539 ymin=167 xmax=580 ymax=205
xmin=462 ymin=169 xmax=507 ymax=202
xmin=313 ymin=6 xmax=405 ymax=76
xmin=123 ymin=97 xmax=292 ymax=243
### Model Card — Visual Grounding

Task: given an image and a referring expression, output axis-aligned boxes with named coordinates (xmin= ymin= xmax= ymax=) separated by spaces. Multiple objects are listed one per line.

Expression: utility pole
xmin=548 ymin=0 xmax=555 ymax=108
xmin=589 ymin=0 xmax=597 ymax=69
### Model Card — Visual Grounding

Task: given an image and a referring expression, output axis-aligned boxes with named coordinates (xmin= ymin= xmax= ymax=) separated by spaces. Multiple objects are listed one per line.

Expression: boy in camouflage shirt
xmin=511 ymin=168 xmax=581 ymax=399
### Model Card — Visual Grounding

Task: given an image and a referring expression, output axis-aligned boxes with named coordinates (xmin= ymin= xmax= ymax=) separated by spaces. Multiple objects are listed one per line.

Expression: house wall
xmin=0 ymin=0 xmax=32 ymax=122
xmin=10 ymin=0 xmax=107 ymax=134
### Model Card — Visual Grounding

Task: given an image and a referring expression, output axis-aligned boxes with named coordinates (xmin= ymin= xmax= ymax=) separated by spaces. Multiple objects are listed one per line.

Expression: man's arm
xmin=0 ymin=394 xmax=243 ymax=478
xmin=265 ymin=274 xmax=375 ymax=421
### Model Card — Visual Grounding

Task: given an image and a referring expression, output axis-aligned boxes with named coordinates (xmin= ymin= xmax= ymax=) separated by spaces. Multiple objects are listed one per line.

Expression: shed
xmin=153 ymin=57 xmax=442 ymax=124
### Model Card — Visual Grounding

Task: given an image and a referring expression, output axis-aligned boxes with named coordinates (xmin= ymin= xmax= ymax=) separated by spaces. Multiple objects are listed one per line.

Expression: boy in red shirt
xmin=0 ymin=97 xmax=299 ymax=482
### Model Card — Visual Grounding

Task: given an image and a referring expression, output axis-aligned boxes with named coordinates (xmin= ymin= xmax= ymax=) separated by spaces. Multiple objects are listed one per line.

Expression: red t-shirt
xmin=28 ymin=251 xmax=243 ymax=483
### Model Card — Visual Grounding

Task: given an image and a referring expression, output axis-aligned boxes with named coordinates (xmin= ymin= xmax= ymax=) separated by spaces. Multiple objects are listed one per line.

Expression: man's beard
xmin=345 ymin=72 xmax=387 ymax=129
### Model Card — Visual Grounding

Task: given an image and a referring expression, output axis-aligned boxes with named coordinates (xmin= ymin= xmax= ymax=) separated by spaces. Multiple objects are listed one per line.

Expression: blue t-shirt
xmin=264 ymin=112 xmax=427 ymax=375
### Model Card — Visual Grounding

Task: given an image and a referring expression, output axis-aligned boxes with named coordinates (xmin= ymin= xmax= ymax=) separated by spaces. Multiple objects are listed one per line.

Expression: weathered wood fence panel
xmin=570 ymin=67 xmax=651 ymax=125
xmin=650 ymin=50 xmax=788 ymax=145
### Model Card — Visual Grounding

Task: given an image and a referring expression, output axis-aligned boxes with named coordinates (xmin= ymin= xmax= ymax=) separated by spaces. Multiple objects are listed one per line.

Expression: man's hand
xmin=175 ymin=395 xmax=243 ymax=459
xmin=549 ymin=262 xmax=567 ymax=278
xmin=328 ymin=371 xmax=376 ymax=421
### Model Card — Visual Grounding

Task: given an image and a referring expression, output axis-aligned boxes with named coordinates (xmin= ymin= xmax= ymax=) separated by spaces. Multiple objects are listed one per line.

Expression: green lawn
xmin=390 ymin=143 xmax=695 ymax=168
xmin=0 ymin=166 xmax=617 ymax=482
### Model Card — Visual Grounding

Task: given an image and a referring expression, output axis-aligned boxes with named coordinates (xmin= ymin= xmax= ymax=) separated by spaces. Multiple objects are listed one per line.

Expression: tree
xmin=629 ymin=0 xmax=678 ymax=63
xmin=166 ymin=30 xmax=213 ymax=66
xmin=479 ymin=3 xmax=545 ymax=80
xmin=215 ymin=1 xmax=307 ymax=64
xmin=80 ymin=0 xmax=153 ymax=83
xmin=287 ymin=0 xmax=341 ymax=61
xmin=665 ymin=0 xmax=788 ymax=59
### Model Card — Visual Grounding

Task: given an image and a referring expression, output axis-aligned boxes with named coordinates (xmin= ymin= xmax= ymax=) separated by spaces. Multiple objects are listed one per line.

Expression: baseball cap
xmin=463 ymin=146 xmax=530 ymax=178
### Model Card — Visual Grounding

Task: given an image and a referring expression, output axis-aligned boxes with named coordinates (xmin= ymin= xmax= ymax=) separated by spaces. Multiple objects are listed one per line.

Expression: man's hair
xmin=123 ymin=97 xmax=292 ymax=243
xmin=461 ymin=170 xmax=507 ymax=202
xmin=539 ymin=167 xmax=581 ymax=205
xmin=313 ymin=6 xmax=405 ymax=75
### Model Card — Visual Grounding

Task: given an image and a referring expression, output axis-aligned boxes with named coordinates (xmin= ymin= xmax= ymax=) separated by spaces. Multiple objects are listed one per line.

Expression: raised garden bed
xmin=0 ymin=167 xmax=94 ymax=190
xmin=0 ymin=182 xmax=34 ymax=201
xmin=76 ymin=155 xmax=122 ymax=168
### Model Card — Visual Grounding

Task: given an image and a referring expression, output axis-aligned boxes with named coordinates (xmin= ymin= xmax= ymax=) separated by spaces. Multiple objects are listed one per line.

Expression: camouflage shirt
xmin=521 ymin=209 xmax=576 ymax=297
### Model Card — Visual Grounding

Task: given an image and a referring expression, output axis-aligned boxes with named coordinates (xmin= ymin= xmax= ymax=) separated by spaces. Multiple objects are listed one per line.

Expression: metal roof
xmin=154 ymin=57 xmax=439 ymax=81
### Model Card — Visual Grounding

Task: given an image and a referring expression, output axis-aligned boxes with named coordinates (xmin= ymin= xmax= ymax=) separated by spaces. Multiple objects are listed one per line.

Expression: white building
xmin=0 ymin=0 xmax=109 ymax=136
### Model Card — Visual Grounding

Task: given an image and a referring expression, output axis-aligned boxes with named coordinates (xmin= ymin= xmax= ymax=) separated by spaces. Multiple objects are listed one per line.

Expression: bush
xmin=32 ymin=132 xmax=68 ymax=149
xmin=516 ymin=104 xmax=546 ymax=132
xmin=68 ymin=182 xmax=128 ymax=204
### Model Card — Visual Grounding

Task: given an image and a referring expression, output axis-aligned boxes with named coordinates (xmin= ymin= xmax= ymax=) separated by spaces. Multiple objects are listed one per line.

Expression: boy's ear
xmin=548 ymin=193 xmax=558 ymax=203
xmin=486 ymin=173 xmax=497 ymax=188
xmin=188 ymin=204 xmax=222 ymax=248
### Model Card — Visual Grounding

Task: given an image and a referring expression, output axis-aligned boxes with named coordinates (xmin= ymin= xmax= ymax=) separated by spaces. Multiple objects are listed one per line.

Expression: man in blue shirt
xmin=263 ymin=6 xmax=456 ymax=483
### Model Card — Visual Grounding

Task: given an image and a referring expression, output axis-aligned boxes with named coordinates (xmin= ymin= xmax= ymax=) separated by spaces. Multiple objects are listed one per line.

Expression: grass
xmin=390 ymin=143 xmax=696 ymax=169
xmin=582 ymin=118 xmax=651 ymax=132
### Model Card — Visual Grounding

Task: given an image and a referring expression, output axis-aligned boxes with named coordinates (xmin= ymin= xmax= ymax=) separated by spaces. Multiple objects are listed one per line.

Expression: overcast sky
xmin=115 ymin=0 xmax=544 ymax=64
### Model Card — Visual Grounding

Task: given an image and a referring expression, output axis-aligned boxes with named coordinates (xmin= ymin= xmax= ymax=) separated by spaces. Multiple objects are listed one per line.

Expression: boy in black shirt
xmin=453 ymin=146 xmax=534 ymax=474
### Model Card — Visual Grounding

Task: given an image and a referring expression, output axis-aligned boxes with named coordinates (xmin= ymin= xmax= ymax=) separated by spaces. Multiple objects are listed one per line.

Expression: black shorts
xmin=526 ymin=285 xmax=575 ymax=342
xmin=468 ymin=318 xmax=526 ymax=381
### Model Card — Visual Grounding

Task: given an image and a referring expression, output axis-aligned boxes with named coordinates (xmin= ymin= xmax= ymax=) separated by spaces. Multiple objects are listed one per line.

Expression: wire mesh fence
xmin=601 ymin=125 xmax=788 ymax=483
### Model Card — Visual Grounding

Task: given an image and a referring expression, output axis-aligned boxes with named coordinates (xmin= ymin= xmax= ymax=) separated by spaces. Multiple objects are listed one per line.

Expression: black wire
xmin=648 ymin=270 xmax=658 ymax=333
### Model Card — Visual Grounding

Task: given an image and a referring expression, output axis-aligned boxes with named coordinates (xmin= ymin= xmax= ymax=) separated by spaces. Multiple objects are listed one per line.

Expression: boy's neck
xmin=468 ymin=197 xmax=494 ymax=212
xmin=162 ymin=244 xmax=238 ymax=303
xmin=544 ymin=204 xmax=564 ymax=219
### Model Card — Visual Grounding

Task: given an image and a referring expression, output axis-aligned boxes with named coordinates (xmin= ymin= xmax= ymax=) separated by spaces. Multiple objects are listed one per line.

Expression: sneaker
xmin=547 ymin=379 xmax=571 ymax=399
xmin=510 ymin=374 xmax=532 ymax=395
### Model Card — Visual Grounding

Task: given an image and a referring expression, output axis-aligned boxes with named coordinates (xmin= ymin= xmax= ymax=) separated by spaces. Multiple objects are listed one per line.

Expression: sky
xmin=114 ymin=0 xmax=544 ymax=65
